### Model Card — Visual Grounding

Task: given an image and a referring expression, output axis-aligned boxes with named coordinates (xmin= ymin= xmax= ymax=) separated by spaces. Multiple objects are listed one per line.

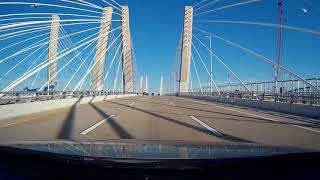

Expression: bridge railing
xmin=0 ymin=91 xmax=140 ymax=105
xmin=171 ymin=91 xmax=320 ymax=106
xmin=199 ymin=78 xmax=320 ymax=94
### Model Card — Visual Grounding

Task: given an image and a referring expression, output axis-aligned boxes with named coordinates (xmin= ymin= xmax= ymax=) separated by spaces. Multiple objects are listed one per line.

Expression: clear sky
xmin=195 ymin=0 xmax=320 ymax=85
xmin=125 ymin=0 xmax=320 ymax=92
xmin=0 ymin=0 xmax=320 ymax=92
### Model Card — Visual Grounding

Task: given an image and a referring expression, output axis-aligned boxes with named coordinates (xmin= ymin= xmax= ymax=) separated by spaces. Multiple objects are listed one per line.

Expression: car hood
xmin=0 ymin=140 xmax=315 ymax=160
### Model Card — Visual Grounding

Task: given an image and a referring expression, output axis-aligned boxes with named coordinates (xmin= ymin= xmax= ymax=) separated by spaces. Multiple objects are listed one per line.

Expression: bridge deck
xmin=0 ymin=96 xmax=320 ymax=150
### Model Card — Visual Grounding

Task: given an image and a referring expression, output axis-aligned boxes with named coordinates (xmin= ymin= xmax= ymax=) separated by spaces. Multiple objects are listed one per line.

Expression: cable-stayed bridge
xmin=0 ymin=0 xmax=320 ymax=151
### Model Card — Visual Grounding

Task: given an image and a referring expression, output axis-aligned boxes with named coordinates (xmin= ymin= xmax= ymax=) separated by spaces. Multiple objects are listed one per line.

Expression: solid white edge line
xmin=190 ymin=115 xmax=223 ymax=136
xmin=210 ymin=103 xmax=320 ymax=134
xmin=185 ymin=98 xmax=279 ymax=122
xmin=80 ymin=115 xmax=115 ymax=135
xmin=169 ymin=102 xmax=176 ymax=106
xmin=185 ymin=98 xmax=320 ymax=134
xmin=292 ymin=125 xmax=320 ymax=134
xmin=216 ymin=105 xmax=279 ymax=122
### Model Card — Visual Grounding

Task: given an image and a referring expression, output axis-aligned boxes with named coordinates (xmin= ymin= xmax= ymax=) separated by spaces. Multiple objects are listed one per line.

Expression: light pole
xmin=206 ymin=36 xmax=213 ymax=93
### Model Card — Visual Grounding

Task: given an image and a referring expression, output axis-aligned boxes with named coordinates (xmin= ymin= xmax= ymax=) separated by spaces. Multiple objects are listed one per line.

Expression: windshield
xmin=0 ymin=0 xmax=320 ymax=162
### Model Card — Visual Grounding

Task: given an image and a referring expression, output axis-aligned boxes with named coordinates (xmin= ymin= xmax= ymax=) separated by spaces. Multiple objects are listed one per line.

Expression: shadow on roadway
xmin=89 ymin=103 xmax=135 ymax=139
xmin=144 ymin=110 xmax=320 ymax=129
xmin=56 ymin=97 xmax=84 ymax=140
xmin=136 ymin=98 xmax=320 ymax=128
xmin=177 ymin=97 xmax=320 ymax=124
xmin=108 ymin=101 xmax=253 ymax=144
xmin=219 ymin=103 xmax=320 ymax=124
xmin=132 ymin=99 xmax=275 ymax=122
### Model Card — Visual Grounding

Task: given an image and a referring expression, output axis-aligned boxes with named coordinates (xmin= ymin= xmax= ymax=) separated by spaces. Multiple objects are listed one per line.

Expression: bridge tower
xmin=121 ymin=6 xmax=133 ymax=93
xmin=140 ymin=76 xmax=144 ymax=93
xmin=274 ymin=0 xmax=284 ymax=93
xmin=48 ymin=14 xmax=60 ymax=86
xmin=179 ymin=6 xmax=193 ymax=93
xmin=145 ymin=76 xmax=148 ymax=93
xmin=91 ymin=7 xmax=113 ymax=91
xmin=159 ymin=76 xmax=163 ymax=95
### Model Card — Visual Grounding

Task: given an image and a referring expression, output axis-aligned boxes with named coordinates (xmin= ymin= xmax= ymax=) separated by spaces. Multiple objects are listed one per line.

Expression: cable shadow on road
xmin=136 ymin=100 xmax=320 ymax=128
xmin=108 ymin=101 xmax=254 ymax=144
xmin=161 ymin=98 xmax=320 ymax=128
xmin=89 ymin=103 xmax=135 ymax=139
xmin=223 ymin=104 xmax=320 ymax=123
xmin=56 ymin=97 xmax=84 ymax=140
xmin=136 ymin=96 xmax=175 ymax=105
xmin=145 ymin=110 xmax=320 ymax=129
xmin=178 ymin=97 xmax=320 ymax=124
xmin=132 ymin=99 xmax=273 ymax=122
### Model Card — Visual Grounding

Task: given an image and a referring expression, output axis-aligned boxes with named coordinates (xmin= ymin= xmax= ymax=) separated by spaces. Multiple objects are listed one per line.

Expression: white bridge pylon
xmin=178 ymin=3 xmax=320 ymax=94
xmin=91 ymin=7 xmax=113 ymax=91
xmin=48 ymin=14 xmax=60 ymax=87
xmin=1 ymin=4 xmax=135 ymax=93
xmin=121 ymin=6 xmax=133 ymax=93
xmin=179 ymin=6 xmax=193 ymax=93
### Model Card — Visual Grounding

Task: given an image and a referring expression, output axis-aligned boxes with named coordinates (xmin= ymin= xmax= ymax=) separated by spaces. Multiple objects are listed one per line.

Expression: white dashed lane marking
xmin=80 ymin=115 xmax=115 ymax=135
xmin=185 ymin=98 xmax=320 ymax=134
xmin=190 ymin=115 xmax=223 ymax=137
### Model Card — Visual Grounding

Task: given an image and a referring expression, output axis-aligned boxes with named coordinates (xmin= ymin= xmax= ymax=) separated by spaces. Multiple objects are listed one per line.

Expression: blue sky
xmin=126 ymin=0 xmax=320 ymax=92
xmin=0 ymin=0 xmax=320 ymax=92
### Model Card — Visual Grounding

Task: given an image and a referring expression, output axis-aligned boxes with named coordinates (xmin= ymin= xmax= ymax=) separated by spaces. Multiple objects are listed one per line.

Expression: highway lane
xmin=170 ymin=97 xmax=320 ymax=150
xmin=0 ymin=95 xmax=320 ymax=150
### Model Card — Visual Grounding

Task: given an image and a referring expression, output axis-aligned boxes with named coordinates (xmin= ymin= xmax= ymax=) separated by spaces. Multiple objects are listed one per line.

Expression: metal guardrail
xmin=170 ymin=91 xmax=320 ymax=106
xmin=0 ymin=91 xmax=140 ymax=105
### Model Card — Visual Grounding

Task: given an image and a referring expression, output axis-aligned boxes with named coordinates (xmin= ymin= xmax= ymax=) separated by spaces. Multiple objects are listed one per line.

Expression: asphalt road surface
xmin=0 ymin=96 xmax=320 ymax=150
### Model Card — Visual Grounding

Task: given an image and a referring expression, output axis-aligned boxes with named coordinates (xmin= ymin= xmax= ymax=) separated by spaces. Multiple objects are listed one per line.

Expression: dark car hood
xmin=0 ymin=140 xmax=315 ymax=160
